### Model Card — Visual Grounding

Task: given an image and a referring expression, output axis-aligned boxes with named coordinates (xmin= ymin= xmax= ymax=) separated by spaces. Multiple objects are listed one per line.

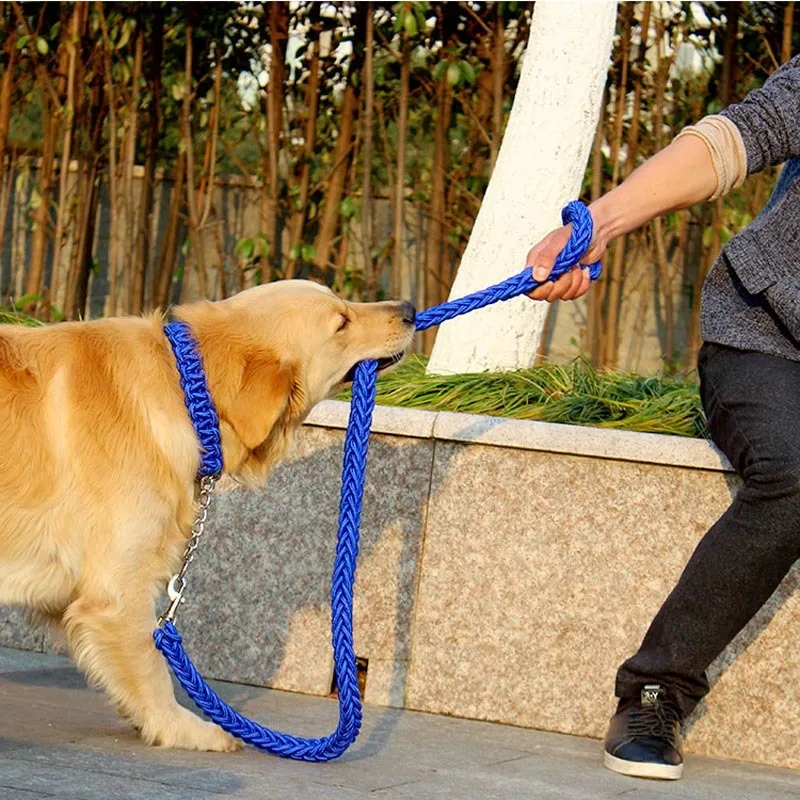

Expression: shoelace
xmin=627 ymin=699 xmax=682 ymax=745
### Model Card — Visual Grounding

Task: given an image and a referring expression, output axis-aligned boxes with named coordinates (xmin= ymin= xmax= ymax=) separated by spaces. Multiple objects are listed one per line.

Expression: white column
xmin=426 ymin=1 xmax=617 ymax=375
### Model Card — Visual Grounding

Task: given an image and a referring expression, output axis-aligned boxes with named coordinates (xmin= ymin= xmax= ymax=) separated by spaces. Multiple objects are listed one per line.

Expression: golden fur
xmin=0 ymin=280 xmax=414 ymax=751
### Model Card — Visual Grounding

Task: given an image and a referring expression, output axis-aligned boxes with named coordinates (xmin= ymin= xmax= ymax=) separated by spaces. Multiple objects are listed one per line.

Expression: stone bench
xmin=3 ymin=400 xmax=799 ymax=771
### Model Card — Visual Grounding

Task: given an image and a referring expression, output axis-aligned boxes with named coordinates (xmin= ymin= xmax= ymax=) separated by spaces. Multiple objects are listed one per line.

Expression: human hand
xmin=525 ymin=223 xmax=606 ymax=302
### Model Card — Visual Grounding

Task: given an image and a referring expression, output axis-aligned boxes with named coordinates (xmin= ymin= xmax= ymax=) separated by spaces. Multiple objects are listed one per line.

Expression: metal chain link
xmin=158 ymin=474 xmax=217 ymax=626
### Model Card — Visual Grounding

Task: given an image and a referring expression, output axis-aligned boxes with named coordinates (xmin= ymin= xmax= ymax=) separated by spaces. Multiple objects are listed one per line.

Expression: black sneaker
xmin=603 ymin=684 xmax=683 ymax=780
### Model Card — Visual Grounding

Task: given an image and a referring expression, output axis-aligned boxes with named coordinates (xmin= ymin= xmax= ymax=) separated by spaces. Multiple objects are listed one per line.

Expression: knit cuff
xmin=674 ymin=115 xmax=748 ymax=200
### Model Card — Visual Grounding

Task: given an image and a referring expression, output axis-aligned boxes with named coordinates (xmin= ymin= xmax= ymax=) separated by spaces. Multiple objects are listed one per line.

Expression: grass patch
xmin=337 ymin=355 xmax=706 ymax=439
xmin=0 ymin=307 xmax=45 ymax=327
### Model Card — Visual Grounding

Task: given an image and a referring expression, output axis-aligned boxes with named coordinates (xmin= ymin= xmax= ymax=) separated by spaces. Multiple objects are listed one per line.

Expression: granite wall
xmin=4 ymin=401 xmax=800 ymax=770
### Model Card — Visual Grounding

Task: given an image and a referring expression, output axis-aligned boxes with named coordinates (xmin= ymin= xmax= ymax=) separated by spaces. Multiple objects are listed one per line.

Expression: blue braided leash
xmin=153 ymin=200 xmax=599 ymax=761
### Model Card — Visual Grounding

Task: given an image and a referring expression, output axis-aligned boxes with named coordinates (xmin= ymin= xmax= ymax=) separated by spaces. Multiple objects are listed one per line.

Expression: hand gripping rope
xmin=153 ymin=200 xmax=600 ymax=762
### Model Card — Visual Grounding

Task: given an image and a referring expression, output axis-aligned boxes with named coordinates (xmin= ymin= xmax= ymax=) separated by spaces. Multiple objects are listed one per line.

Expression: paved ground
xmin=1 ymin=647 xmax=799 ymax=799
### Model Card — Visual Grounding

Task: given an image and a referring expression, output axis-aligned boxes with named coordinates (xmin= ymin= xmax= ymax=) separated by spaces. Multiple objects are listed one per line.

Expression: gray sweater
xmin=700 ymin=54 xmax=800 ymax=361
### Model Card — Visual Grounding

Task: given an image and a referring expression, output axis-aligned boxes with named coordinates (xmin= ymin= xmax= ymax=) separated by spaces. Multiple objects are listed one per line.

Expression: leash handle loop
xmin=415 ymin=200 xmax=600 ymax=332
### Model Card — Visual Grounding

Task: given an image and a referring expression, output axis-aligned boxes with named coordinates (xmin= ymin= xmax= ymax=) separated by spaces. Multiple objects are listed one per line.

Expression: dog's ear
xmin=227 ymin=354 xmax=300 ymax=450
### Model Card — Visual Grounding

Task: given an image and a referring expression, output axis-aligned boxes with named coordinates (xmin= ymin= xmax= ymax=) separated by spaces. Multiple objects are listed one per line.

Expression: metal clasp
xmin=157 ymin=473 xmax=218 ymax=627
xmin=159 ymin=575 xmax=186 ymax=626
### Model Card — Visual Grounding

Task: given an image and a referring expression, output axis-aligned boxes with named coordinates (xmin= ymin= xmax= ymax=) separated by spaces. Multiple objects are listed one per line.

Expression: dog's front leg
xmin=63 ymin=595 xmax=240 ymax=751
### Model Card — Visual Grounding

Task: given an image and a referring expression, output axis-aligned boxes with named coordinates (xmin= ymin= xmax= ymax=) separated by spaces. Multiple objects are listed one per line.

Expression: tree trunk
xmin=286 ymin=3 xmax=320 ymax=279
xmin=65 ymin=30 xmax=105 ymax=321
xmin=0 ymin=5 xmax=16 ymax=179
xmin=97 ymin=4 xmax=121 ymax=316
xmin=783 ymin=3 xmax=795 ymax=64
xmin=609 ymin=4 xmax=632 ymax=187
xmin=181 ymin=25 xmax=208 ymax=301
xmin=602 ymin=3 xmax=650 ymax=368
xmin=199 ymin=61 xmax=222 ymax=226
xmin=0 ymin=11 xmax=18 ymax=262
xmin=334 ymin=121 xmax=360 ymax=293
xmin=133 ymin=7 xmax=163 ymax=314
xmin=65 ymin=160 xmax=100 ymax=320
xmin=390 ymin=32 xmax=410 ymax=300
xmin=9 ymin=160 xmax=28 ymax=302
xmin=422 ymin=71 xmax=452 ymax=354
xmin=262 ymin=1 xmax=288 ymax=279
xmin=313 ymin=84 xmax=359 ymax=279
xmin=360 ymin=2 xmax=375 ymax=297
xmin=650 ymin=16 xmax=677 ymax=370
xmin=119 ymin=27 xmax=143 ymax=313
xmin=153 ymin=154 xmax=185 ymax=308
xmin=426 ymin=1 xmax=616 ymax=375
xmin=25 ymin=91 xmax=59 ymax=307
xmin=49 ymin=3 xmax=81 ymax=313
xmin=719 ymin=2 xmax=740 ymax=106
xmin=490 ymin=6 xmax=505 ymax=172
xmin=586 ymin=93 xmax=605 ymax=364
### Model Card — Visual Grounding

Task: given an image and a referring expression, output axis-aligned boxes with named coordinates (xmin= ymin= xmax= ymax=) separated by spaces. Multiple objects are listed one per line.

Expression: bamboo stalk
xmin=49 ymin=4 xmax=80 ymax=312
xmin=422 ymin=70 xmax=453 ymax=353
xmin=782 ymin=3 xmax=795 ymax=63
xmin=313 ymin=84 xmax=359 ymax=279
xmin=153 ymin=154 xmax=185 ymax=309
xmin=25 ymin=83 xmax=59 ymax=310
xmin=97 ymin=4 xmax=120 ymax=316
xmin=391 ymin=30 xmax=410 ymax=300
xmin=602 ymin=4 xmax=648 ymax=367
xmin=360 ymin=2 xmax=375 ymax=297
xmin=181 ymin=24 xmax=207 ymax=300
xmin=651 ymin=13 xmax=677 ymax=369
xmin=490 ymin=6 xmax=504 ymax=172
xmin=262 ymin=1 xmax=288 ymax=279
xmin=587 ymin=91 xmax=605 ymax=365
xmin=133 ymin=7 xmax=163 ymax=314
xmin=0 ymin=10 xmax=18 ymax=263
xmin=199 ymin=59 xmax=222 ymax=230
xmin=120 ymin=26 xmax=143 ymax=313
xmin=286 ymin=3 xmax=320 ymax=279
xmin=9 ymin=156 xmax=28 ymax=304
xmin=609 ymin=4 xmax=632 ymax=187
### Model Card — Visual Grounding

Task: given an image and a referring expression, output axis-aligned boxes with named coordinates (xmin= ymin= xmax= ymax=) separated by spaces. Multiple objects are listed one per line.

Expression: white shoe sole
xmin=604 ymin=750 xmax=683 ymax=780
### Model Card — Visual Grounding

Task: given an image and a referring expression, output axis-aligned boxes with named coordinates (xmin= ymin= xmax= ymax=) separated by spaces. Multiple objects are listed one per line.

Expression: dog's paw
xmin=149 ymin=708 xmax=243 ymax=752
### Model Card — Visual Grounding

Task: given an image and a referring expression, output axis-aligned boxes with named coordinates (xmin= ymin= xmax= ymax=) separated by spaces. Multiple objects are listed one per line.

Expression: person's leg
xmin=615 ymin=343 xmax=800 ymax=716
xmin=605 ymin=343 xmax=800 ymax=779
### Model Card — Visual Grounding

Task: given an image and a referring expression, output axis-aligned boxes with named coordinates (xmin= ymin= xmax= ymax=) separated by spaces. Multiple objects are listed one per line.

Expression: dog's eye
xmin=336 ymin=314 xmax=349 ymax=333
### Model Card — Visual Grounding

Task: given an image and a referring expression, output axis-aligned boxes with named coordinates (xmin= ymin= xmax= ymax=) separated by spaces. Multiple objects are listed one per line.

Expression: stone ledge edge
xmin=304 ymin=400 xmax=733 ymax=473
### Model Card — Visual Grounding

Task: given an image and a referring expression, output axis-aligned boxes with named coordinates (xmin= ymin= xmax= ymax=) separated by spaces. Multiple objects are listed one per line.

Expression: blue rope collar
xmin=163 ymin=321 xmax=224 ymax=477
xmin=154 ymin=201 xmax=599 ymax=762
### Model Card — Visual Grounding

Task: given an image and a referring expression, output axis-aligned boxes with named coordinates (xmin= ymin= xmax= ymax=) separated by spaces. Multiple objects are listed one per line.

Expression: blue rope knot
xmin=154 ymin=200 xmax=599 ymax=761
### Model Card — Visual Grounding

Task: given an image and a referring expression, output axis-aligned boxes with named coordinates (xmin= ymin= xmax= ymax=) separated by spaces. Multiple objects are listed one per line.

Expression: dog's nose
xmin=400 ymin=301 xmax=416 ymax=325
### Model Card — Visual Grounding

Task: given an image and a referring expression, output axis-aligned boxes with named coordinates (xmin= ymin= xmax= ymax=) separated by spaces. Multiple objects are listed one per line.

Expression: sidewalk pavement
xmin=0 ymin=646 xmax=798 ymax=800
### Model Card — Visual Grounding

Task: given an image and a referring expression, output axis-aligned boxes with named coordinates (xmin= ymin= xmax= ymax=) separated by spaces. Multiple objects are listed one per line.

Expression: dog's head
xmin=174 ymin=280 xmax=415 ymax=482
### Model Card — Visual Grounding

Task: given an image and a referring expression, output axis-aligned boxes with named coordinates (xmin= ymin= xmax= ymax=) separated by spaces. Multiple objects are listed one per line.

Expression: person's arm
xmin=720 ymin=53 xmax=800 ymax=175
xmin=528 ymin=54 xmax=800 ymax=303
xmin=526 ymin=134 xmax=717 ymax=302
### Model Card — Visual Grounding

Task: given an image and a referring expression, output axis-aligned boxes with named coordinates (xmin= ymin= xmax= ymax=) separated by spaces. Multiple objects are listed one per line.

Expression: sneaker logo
xmin=641 ymin=684 xmax=663 ymax=706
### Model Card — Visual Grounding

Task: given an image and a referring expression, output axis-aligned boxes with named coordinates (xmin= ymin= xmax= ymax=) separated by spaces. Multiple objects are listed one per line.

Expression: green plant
xmin=0 ymin=306 xmax=46 ymax=326
xmin=337 ymin=356 xmax=706 ymax=438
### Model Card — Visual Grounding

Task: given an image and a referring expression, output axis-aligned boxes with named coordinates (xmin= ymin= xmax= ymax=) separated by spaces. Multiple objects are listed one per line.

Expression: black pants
xmin=615 ymin=342 xmax=800 ymax=718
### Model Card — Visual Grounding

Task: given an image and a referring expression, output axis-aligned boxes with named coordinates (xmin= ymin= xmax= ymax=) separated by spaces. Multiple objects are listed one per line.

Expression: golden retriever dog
xmin=0 ymin=280 xmax=415 ymax=751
